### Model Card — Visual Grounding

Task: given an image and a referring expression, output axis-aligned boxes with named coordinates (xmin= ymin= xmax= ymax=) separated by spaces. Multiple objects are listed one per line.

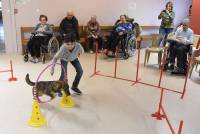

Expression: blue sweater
xmin=115 ymin=22 xmax=132 ymax=33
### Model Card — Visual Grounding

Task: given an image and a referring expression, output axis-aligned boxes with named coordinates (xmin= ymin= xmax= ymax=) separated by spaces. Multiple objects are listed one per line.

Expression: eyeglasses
xmin=41 ymin=19 xmax=47 ymax=21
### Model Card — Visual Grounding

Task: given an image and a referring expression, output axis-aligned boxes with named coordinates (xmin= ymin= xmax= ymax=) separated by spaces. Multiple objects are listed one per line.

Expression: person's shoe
xmin=123 ymin=52 xmax=129 ymax=59
xmin=90 ymin=50 xmax=94 ymax=54
xmin=71 ymin=87 xmax=82 ymax=95
xmin=169 ymin=64 xmax=175 ymax=70
xmin=163 ymin=63 xmax=169 ymax=71
xmin=98 ymin=50 xmax=102 ymax=53
xmin=107 ymin=51 xmax=115 ymax=58
xmin=171 ymin=67 xmax=186 ymax=75
xmin=24 ymin=54 xmax=29 ymax=62
xmin=29 ymin=57 xmax=35 ymax=63
xmin=103 ymin=49 xmax=107 ymax=54
xmin=34 ymin=58 xmax=39 ymax=63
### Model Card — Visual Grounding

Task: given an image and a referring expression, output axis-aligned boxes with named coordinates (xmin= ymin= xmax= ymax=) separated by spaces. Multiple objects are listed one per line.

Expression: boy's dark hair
xmin=63 ymin=33 xmax=76 ymax=43
xmin=39 ymin=14 xmax=48 ymax=21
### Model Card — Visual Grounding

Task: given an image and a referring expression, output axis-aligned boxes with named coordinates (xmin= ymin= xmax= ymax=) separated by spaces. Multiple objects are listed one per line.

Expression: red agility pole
xmin=114 ymin=47 xmax=119 ymax=78
xmin=0 ymin=60 xmax=17 ymax=81
xmin=90 ymin=43 xmax=135 ymax=81
xmin=178 ymin=120 xmax=184 ymax=134
xmin=90 ymin=42 xmax=185 ymax=96
xmin=132 ymin=43 xmax=141 ymax=86
xmin=151 ymin=88 xmax=184 ymax=134
xmin=90 ymin=41 xmax=186 ymax=134
xmin=131 ymin=46 xmax=182 ymax=95
xmin=90 ymin=44 xmax=100 ymax=78
xmin=160 ymin=105 xmax=175 ymax=134
xmin=152 ymin=88 xmax=166 ymax=120
xmin=158 ymin=47 xmax=167 ymax=87
xmin=181 ymin=57 xmax=192 ymax=99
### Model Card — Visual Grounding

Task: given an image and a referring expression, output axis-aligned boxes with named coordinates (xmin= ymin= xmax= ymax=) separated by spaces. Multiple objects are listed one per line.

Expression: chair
xmin=189 ymin=53 xmax=200 ymax=78
xmin=144 ymin=34 xmax=162 ymax=67
xmin=189 ymin=35 xmax=200 ymax=78
xmin=192 ymin=34 xmax=200 ymax=49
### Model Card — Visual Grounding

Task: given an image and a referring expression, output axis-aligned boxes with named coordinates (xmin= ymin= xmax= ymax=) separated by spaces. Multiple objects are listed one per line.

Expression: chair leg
xmin=144 ymin=50 xmax=147 ymax=66
xmin=195 ymin=63 xmax=199 ymax=70
xmin=147 ymin=52 xmax=150 ymax=64
xmin=189 ymin=62 xmax=195 ymax=78
xmin=158 ymin=52 xmax=162 ymax=67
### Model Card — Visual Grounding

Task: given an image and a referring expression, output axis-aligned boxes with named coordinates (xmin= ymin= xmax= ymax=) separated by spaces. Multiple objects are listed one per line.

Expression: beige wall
xmin=14 ymin=0 xmax=191 ymax=52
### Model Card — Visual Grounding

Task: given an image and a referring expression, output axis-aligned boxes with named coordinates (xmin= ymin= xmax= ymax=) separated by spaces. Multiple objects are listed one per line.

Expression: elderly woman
xmin=158 ymin=1 xmax=175 ymax=47
xmin=106 ymin=15 xmax=132 ymax=56
xmin=86 ymin=15 xmax=102 ymax=53
xmin=27 ymin=14 xmax=53 ymax=63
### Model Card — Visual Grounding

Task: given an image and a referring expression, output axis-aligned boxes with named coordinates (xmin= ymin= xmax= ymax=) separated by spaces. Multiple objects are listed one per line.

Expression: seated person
xmin=167 ymin=18 xmax=193 ymax=74
xmin=59 ymin=11 xmax=80 ymax=41
xmin=27 ymin=14 xmax=53 ymax=63
xmin=86 ymin=15 xmax=102 ymax=53
xmin=105 ymin=15 xmax=132 ymax=56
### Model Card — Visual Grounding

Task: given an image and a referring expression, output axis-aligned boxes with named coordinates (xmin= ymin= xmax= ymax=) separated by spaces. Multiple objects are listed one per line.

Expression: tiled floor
xmin=0 ymin=51 xmax=199 ymax=134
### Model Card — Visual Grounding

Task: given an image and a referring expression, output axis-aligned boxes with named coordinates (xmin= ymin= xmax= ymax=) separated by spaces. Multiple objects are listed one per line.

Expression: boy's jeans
xmin=60 ymin=59 xmax=83 ymax=88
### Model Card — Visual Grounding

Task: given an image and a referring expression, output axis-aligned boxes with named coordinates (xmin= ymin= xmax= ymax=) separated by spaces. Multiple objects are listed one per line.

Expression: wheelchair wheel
xmin=24 ymin=49 xmax=29 ymax=62
xmin=123 ymin=52 xmax=129 ymax=60
xmin=48 ymin=36 xmax=59 ymax=58
xmin=24 ymin=54 xmax=29 ymax=62
xmin=127 ymin=36 xmax=137 ymax=57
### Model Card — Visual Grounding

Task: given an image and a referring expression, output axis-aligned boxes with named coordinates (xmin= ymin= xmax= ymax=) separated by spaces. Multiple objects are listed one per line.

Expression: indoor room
xmin=0 ymin=0 xmax=200 ymax=134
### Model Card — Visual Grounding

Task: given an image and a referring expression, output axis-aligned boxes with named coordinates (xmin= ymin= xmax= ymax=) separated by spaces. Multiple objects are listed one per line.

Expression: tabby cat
xmin=25 ymin=74 xmax=70 ymax=99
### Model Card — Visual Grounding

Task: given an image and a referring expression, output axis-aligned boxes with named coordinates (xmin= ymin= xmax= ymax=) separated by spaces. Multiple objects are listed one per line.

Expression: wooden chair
xmin=189 ymin=35 xmax=200 ymax=78
xmin=189 ymin=53 xmax=200 ymax=78
xmin=144 ymin=34 xmax=162 ymax=67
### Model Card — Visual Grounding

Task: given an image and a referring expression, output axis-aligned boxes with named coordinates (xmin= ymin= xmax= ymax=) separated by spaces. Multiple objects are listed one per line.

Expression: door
xmin=1 ymin=0 xmax=17 ymax=53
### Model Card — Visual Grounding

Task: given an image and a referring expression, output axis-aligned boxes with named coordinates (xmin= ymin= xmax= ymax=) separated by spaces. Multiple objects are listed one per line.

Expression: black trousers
xmin=88 ymin=36 xmax=103 ymax=51
xmin=27 ymin=36 xmax=50 ymax=58
xmin=107 ymin=32 xmax=126 ymax=52
xmin=169 ymin=40 xmax=190 ymax=69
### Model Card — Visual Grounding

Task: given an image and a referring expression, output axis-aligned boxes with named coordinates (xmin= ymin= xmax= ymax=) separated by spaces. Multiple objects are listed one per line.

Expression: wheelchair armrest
xmin=188 ymin=44 xmax=193 ymax=57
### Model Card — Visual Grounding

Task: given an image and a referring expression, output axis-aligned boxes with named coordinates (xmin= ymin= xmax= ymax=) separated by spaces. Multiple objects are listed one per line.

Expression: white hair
xmin=182 ymin=18 xmax=190 ymax=25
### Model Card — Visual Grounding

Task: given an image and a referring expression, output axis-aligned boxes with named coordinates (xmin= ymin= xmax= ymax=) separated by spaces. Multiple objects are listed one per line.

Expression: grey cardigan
xmin=32 ymin=23 xmax=53 ymax=35
xmin=52 ymin=42 xmax=84 ymax=64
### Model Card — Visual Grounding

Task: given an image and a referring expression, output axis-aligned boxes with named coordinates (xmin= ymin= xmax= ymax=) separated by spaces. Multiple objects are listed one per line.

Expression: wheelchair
xmin=24 ymin=34 xmax=60 ymax=64
xmin=114 ymin=22 xmax=139 ymax=60
xmin=163 ymin=39 xmax=193 ymax=75
xmin=116 ymin=31 xmax=137 ymax=60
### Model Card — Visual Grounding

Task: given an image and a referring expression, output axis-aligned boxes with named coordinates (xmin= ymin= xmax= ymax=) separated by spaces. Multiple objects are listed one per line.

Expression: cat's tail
xmin=25 ymin=73 xmax=35 ymax=86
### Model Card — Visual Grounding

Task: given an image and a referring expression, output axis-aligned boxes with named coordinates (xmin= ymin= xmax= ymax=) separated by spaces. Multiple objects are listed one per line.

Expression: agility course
xmin=90 ymin=44 xmax=190 ymax=134
xmin=0 ymin=60 xmax=17 ymax=81
xmin=27 ymin=63 xmax=75 ymax=127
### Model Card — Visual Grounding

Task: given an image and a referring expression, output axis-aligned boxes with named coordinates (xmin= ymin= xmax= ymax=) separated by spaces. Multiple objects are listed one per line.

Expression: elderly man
xmin=168 ymin=18 xmax=193 ymax=74
xmin=59 ymin=11 xmax=80 ymax=40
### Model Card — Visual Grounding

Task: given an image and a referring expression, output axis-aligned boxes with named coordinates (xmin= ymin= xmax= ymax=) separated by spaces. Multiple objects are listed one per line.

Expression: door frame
xmin=2 ymin=0 xmax=17 ymax=53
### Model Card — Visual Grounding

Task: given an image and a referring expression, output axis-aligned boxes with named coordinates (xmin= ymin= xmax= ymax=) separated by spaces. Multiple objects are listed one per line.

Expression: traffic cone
xmin=28 ymin=100 xmax=47 ymax=127
xmin=60 ymin=94 xmax=75 ymax=108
